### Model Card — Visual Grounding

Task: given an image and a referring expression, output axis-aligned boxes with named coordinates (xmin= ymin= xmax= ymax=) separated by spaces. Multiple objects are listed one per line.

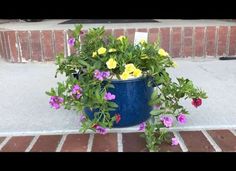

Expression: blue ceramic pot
xmin=84 ymin=77 xmax=154 ymax=128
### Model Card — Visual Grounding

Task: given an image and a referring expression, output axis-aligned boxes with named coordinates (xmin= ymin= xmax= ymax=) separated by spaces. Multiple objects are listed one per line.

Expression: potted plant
xmin=46 ymin=25 xmax=207 ymax=151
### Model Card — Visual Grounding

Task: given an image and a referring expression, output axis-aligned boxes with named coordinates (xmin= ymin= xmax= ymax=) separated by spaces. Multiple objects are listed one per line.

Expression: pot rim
xmin=109 ymin=76 xmax=149 ymax=83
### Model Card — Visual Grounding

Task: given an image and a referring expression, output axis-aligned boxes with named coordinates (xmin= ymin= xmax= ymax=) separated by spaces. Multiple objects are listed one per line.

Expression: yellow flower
xmin=117 ymin=36 xmax=126 ymax=41
xmin=125 ymin=63 xmax=136 ymax=74
xmin=120 ymin=71 xmax=130 ymax=80
xmin=92 ymin=52 xmax=97 ymax=58
xmin=106 ymin=58 xmax=117 ymax=69
xmin=108 ymin=48 xmax=117 ymax=53
xmin=158 ymin=48 xmax=169 ymax=57
xmin=139 ymin=39 xmax=146 ymax=45
xmin=133 ymin=68 xmax=142 ymax=77
xmin=172 ymin=61 xmax=177 ymax=68
xmin=98 ymin=47 xmax=107 ymax=55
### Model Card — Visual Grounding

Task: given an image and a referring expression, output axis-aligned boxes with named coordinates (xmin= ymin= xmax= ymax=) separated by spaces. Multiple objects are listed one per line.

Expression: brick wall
xmin=0 ymin=26 xmax=236 ymax=63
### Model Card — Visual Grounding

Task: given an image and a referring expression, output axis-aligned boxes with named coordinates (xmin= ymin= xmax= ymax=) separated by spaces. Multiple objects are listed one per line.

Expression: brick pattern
xmin=0 ymin=136 xmax=33 ymax=152
xmin=0 ymin=130 xmax=235 ymax=152
xmin=41 ymin=30 xmax=54 ymax=61
xmin=171 ymin=27 xmax=182 ymax=57
xmin=194 ymin=27 xmax=205 ymax=57
xmin=229 ymin=26 xmax=236 ymax=56
xmin=92 ymin=134 xmax=118 ymax=152
xmin=207 ymin=130 xmax=236 ymax=152
xmin=125 ymin=29 xmax=136 ymax=44
xmin=60 ymin=134 xmax=89 ymax=152
xmin=148 ymin=28 xmax=159 ymax=44
xmin=54 ymin=30 xmax=65 ymax=57
xmin=30 ymin=135 xmax=62 ymax=152
xmin=160 ymin=28 xmax=170 ymax=52
xmin=183 ymin=27 xmax=193 ymax=57
xmin=180 ymin=131 xmax=215 ymax=152
xmin=18 ymin=31 xmax=30 ymax=62
xmin=30 ymin=31 xmax=42 ymax=61
xmin=206 ymin=26 xmax=217 ymax=57
xmin=113 ymin=29 xmax=124 ymax=38
xmin=217 ymin=26 xmax=228 ymax=56
xmin=1 ymin=26 xmax=236 ymax=62
xmin=122 ymin=133 xmax=148 ymax=152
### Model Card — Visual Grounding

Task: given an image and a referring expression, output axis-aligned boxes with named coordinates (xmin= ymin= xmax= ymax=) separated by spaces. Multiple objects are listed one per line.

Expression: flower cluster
xmin=120 ymin=64 xmax=142 ymax=80
xmin=47 ymin=24 xmax=207 ymax=150
xmin=49 ymin=96 xmax=64 ymax=109
xmin=104 ymin=92 xmax=116 ymax=101
xmin=94 ymin=70 xmax=110 ymax=81
xmin=72 ymin=85 xmax=83 ymax=99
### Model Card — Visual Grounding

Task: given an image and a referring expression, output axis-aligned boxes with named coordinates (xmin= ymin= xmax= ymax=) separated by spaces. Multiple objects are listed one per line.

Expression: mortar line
xmin=202 ymin=130 xmax=222 ymax=152
xmin=172 ymin=131 xmax=188 ymax=152
xmin=87 ymin=134 xmax=94 ymax=152
xmin=117 ymin=133 xmax=123 ymax=152
xmin=25 ymin=135 xmax=39 ymax=152
xmin=0 ymin=137 xmax=12 ymax=151
xmin=56 ymin=134 xmax=67 ymax=152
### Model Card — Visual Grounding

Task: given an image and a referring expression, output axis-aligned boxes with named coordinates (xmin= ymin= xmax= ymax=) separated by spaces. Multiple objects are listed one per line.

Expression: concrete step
xmin=0 ymin=59 xmax=236 ymax=136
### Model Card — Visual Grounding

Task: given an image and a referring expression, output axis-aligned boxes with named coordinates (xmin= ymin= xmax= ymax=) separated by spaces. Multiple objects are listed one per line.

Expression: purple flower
xmin=138 ymin=122 xmax=146 ymax=131
xmin=177 ymin=113 xmax=187 ymax=124
xmin=101 ymin=71 xmax=110 ymax=79
xmin=104 ymin=92 xmax=116 ymax=101
xmin=94 ymin=70 xmax=104 ymax=81
xmin=160 ymin=116 xmax=173 ymax=128
xmin=95 ymin=126 xmax=107 ymax=135
xmin=68 ymin=38 xmax=75 ymax=46
xmin=171 ymin=137 xmax=179 ymax=146
xmin=49 ymin=96 xmax=64 ymax=110
xmin=94 ymin=70 xmax=110 ymax=81
xmin=72 ymin=84 xmax=83 ymax=99
xmin=79 ymin=114 xmax=86 ymax=122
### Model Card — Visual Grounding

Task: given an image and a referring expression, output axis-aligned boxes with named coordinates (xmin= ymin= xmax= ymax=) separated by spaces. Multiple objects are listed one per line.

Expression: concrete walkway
xmin=0 ymin=59 xmax=236 ymax=136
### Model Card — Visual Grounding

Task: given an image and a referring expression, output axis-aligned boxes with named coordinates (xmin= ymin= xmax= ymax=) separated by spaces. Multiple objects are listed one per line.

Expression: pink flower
xmin=177 ymin=113 xmax=187 ymax=124
xmin=171 ymin=137 xmax=179 ymax=146
xmin=94 ymin=70 xmax=104 ymax=81
xmin=104 ymin=92 xmax=116 ymax=101
xmin=72 ymin=84 xmax=83 ymax=99
xmin=68 ymin=38 xmax=75 ymax=46
xmin=138 ymin=122 xmax=146 ymax=131
xmin=192 ymin=98 xmax=202 ymax=108
xmin=160 ymin=116 xmax=173 ymax=128
xmin=80 ymin=114 xmax=86 ymax=122
xmin=49 ymin=96 xmax=64 ymax=110
xmin=95 ymin=126 xmax=107 ymax=135
xmin=94 ymin=70 xmax=110 ymax=81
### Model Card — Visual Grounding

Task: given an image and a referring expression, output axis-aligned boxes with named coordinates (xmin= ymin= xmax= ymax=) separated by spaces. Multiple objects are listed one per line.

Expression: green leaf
xmin=78 ymin=59 xmax=91 ymax=68
xmin=107 ymin=84 xmax=115 ymax=89
xmin=150 ymin=109 xmax=165 ymax=116
xmin=95 ymin=89 xmax=101 ymax=101
xmin=151 ymin=90 xmax=159 ymax=100
xmin=108 ymin=102 xmax=118 ymax=108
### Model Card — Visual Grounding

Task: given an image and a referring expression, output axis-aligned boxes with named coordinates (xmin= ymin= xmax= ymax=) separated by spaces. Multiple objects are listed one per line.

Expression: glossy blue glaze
xmin=84 ymin=77 xmax=154 ymax=128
